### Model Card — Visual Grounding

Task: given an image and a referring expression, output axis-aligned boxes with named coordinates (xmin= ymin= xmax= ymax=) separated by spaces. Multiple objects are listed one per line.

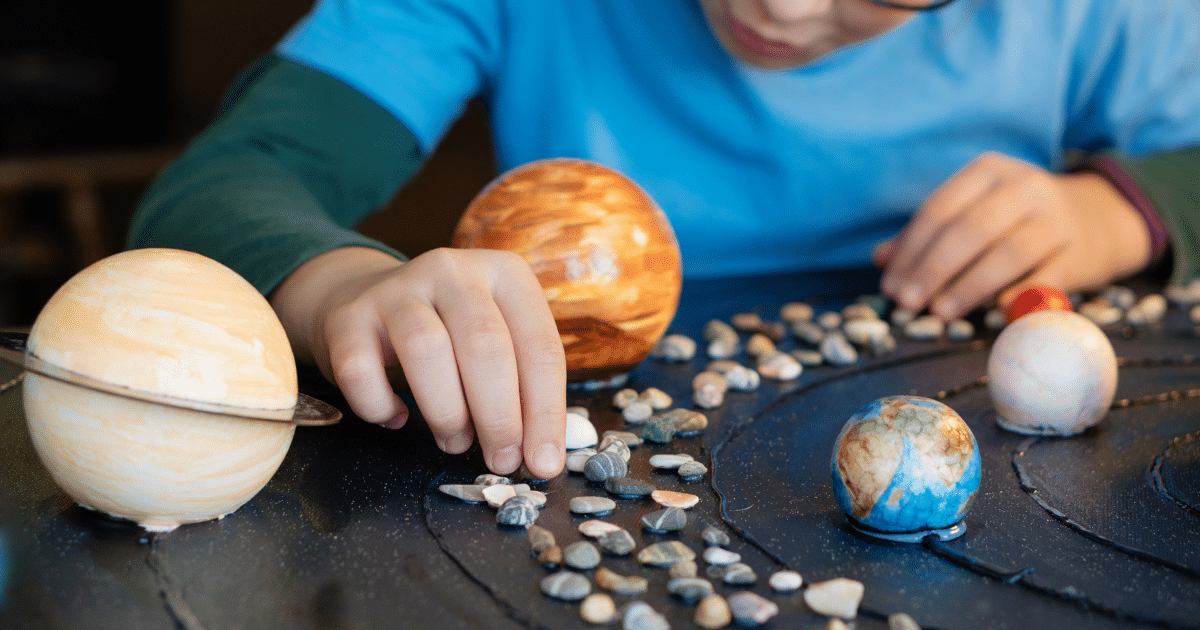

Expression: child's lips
xmin=726 ymin=11 xmax=807 ymax=59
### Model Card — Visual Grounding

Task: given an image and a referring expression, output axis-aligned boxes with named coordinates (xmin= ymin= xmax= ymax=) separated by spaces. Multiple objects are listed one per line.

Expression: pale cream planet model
xmin=14 ymin=248 xmax=335 ymax=532
xmin=452 ymin=158 xmax=683 ymax=385
xmin=987 ymin=309 xmax=1118 ymax=436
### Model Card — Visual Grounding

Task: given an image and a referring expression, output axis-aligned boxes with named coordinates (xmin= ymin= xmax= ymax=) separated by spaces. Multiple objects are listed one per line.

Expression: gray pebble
xmin=474 ymin=474 xmax=512 ymax=486
xmin=890 ymin=307 xmax=917 ymax=327
xmin=1102 ymin=285 xmax=1137 ymax=310
xmin=622 ymin=401 xmax=654 ymax=424
xmin=622 ymin=601 xmax=669 ymax=630
xmin=678 ymin=460 xmax=708 ymax=480
xmin=889 ymin=612 xmax=923 ymax=630
xmin=984 ymin=308 xmax=1007 ymax=330
xmin=791 ymin=320 xmax=826 ymax=345
xmin=649 ymin=453 xmax=694 ymax=469
xmin=946 ymin=319 xmax=974 ymax=341
xmin=868 ymin=332 xmax=897 ymax=356
xmin=641 ymin=507 xmax=688 ymax=532
xmin=1167 ymin=279 xmax=1200 ymax=306
xmin=438 ymin=484 xmax=486 ymax=503
xmin=790 ymin=349 xmax=825 ymax=366
xmin=563 ymin=541 xmax=602 ymax=570
xmin=817 ymin=311 xmax=843 ymax=330
xmin=667 ymin=577 xmax=715 ymax=603
xmin=669 ymin=559 xmax=699 ymax=579
xmin=606 ymin=476 xmax=655 ymax=498
xmin=720 ymin=562 xmax=758 ymax=585
xmin=728 ymin=591 xmax=779 ymax=626
xmin=598 ymin=528 xmax=637 ymax=556
xmin=820 ymin=332 xmax=858 ymax=366
xmin=650 ymin=333 xmax=697 ymax=361
xmin=723 ymin=364 xmax=761 ymax=391
xmin=602 ymin=430 xmax=643 ymax=448
xmin=496 ymin=495 xmax=539 ymax=527
xmin=570 ymin=495 xmax=617 ymax=515
xmin=613 ymin=388 xmax=639 ymax=408
xmin=540 ymin=571 xmax=591 ymax=601
xmin=637 ymin=541 xmax=696 ymax=567
xmin=600 ymin=436 xmax=632 ymax=462
xmin=566 ymin=448 xmax=597 ymax=473
xmin=640 ymin=416 xmax=677 ymax=443
xmin=584 ymin=450 xmax=628 ymax=483
xmin=702 ymin=525 xmax=731 ymax=547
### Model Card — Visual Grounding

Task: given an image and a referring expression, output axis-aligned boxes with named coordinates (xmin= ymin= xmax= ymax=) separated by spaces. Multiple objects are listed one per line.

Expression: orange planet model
xmin=1005 ymin=285 xmax=1074 ymax=324
xmin=453 ymin=159 xmax=683 ymax=383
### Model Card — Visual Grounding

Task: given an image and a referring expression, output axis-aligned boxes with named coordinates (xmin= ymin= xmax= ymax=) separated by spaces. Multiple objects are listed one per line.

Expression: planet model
xmin=987 ymin=309 xmax=1118 ymax=436
xmin=19 ymin=248 xmax=311 ymax=532
xmin=452 ymin=158 xmax=683 ymax=385
xmin=831 ymin=396 xmax=981 ymax=542
xmin=1005 ymin=285 xmax=1074 ymax=324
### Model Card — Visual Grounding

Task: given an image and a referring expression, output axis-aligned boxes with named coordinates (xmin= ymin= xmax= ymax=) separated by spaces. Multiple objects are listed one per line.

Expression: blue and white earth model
xmin=831 ymin=396 xmax=981 ymax=542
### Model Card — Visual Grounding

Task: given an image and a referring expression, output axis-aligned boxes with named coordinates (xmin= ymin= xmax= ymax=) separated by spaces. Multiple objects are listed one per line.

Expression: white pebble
xmin=769 ymin=570 xmax=803 ymax=591
xmin=1126 ymin=293 xmax=1167 ymax=326
xmin=1079 ymin=299 xmax=1122 ymax=326
xmin=565 ymin=411 xmax=599 ymax=449
xmin=482 ymin=484 xmax=517 ymax=508
xmin=724 ymin=364 xmax=761 ymax=391
xmin=580 ymin=593 xmax=617 ymax=625
xmin=843 ymin=318 xmax=889 ymax=346
xmin=1102 ymin=285 xmax=1137 ymax=310
xmin=817 ymin=311 xmax=843 ymax=330
xmin=757 ymin=351 xmax=802 ymax=380
xmin=566 ymin=448 xmax=597 ymax=473
xmin=622 ymin=401 xmax=653 ymax=424
xmin=889 ymin=612 xmax=923 ymax=630
xmin=804 ymin=577 xmax=865 ymax=619
xmin=518 ymin=490 xmax=547 ymax=508
xmin=612 ymin=388 xmax=638 ymax=408
xmin=651 ymin=333 xmax=697 ymax=361
xmin=578 ymin=519 xmax=621 ymax=538
xmin=649 ymin=453 xmax=694 ymax=469
xmin=702 ymin=546 xmax=741 ymax=565
xmin=904 ymin=315 xmax=944 ymax=340
xmin=820 ymin=332 xmax=858 ymax=366
xmin=1166 ymin=279 xmax=1200 ymax=306
xmin=946 ymin=318 xmax=974 ymax=341
xmin=890 ymin=307 xmax=917 ymax=327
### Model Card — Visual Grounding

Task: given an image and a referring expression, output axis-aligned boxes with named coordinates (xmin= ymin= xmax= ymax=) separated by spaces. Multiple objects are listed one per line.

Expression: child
xmin=129 ymin=0 xmax=1200 ymax=478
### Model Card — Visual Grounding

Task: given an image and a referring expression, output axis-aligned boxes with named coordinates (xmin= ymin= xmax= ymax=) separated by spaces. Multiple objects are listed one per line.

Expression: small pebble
xmin=1102 ymin=285 xmax=1137 ymax=310
xmin=580 ymin=593 xmax=618 ymax=625
xmin=667 ymin=577 xmax=715 ymax=603
xmin=693 ymin=371 xmax=729 ymax=409
xmin=867 ymin=332 xmax=897 ymax=356
xmin=1079 ymin=299 xmax=1122 ymax=326
xmin=705 ymin=320 xmax=740 ymax=359
xmin=638 ymin=387 xmax=673 ymax=410
xmin=889 ymin=612 xmax=923 ymax=630
xmin=757 ymin=320 xmax=788 ymax=342
xmin=474 ymin=474 xmax=512 ymax=486
xmin=566 ymin=411 xmax=599 ymax=449
xmin=584 ymin=450 xmax=628 ymax=483
xmin=606 ymin=476 xmax=656 ymax=498
xmin=536 ymin=544 xmax=562 ymax=568
xmin=677 ymin=460 xmax=708 ymax=480
xmin=791 ymin=349 xmax=825 ymax=366
xmin=1127 ymin=293 xmax=1167 ymax=326
xmin=817 ymin=311 xmax=843 ymax=330
xmin=745 ymin=333 xmax=776 ymax=358
xmin=622 ymin=602 xmax=669 ymax=630
xmin=541 ymin=571 xmax=591 ymax=601
xmin=769 ymin=570 xmax=803 ymax=591
xmin=570 ymin=496 xmax=617 ymax=515
xmin=482 ymin=484 xmax=517 ymax=508
xmin=780 ymin=301 xmax=814 ymax=323
xmin=649 ymin=453 xmax=694 ymax=469
xmin=598 ymin=528 xmax=637 ymax=556
xmin=820 ymin=332 xmax=858 ymax=366
xmin=701 ymin=525 xmax=731 ymax=547
xmin=595 ymin=567 xmax=648 ymax=595
xmin=650 ymin=333 xmax=697 ymax=361
xmin=496 ymin=495 xmax=539 ymax=526
xmin=563 ymin=541 xmax=602 ymax=570
xmin=984 ymin=308 xmax=1007 ymax=330
xmin=579 ymin=519 xmax=622 ymax=538
xmin=694 ymin=594 xmax=733 ymax=630
xmin=723 ymin=364 xmax=761 ymax=391
xmin=1190 ymin=304 xmax=1200 ymax=324
xmin=841 ymin=303 xmax=878 ymax=321
xmin=640 ymin=417 xmax=677 ymax=443
xmin=827 ymin=619 xmax=852 ymax=630
xmin=946 ymin=318 xmax=974 ymax=341
xmin=669 ymin=559 xmax=699 ymax=579
xmin=1166 ymin=279 xmax=1200 ymax=306
xmin=791 ymin=320 xmax=826 ymax=345
xmin=638 ymin=541 xmax=696 ymax=567
xmin=804 ymin=577 xmax=865 ymax=619
xmin=702 ymin=546 xmax=740 ymax=565
xmin=599 ymin=437 xmax=632 ymax=463
xmin=439 ymin=484 xmax=486 ymax=503
xmin=567 ymin=406 xmax=589 ymax=419
xmin=856 ymin=294 xmax=889 ymax=317
xmin=527 ymin=525 xmax=556 ymax=555
xmin=518 ymin=490 xmax=547 ymax=508
xmin=757 ymin=350 xmax=803 ymax=380
xmin=905 ymin=315 xmax=944 ymax=340
xmin=622 ymin=401 xmax=654 ymax=424
xmin=612 ymin=388 xmax=639 ymax=408
xmin=642 ymin=507 xmax=688 ymax=531
xmin=731 ymin=312 xmax=763 ymax=331
xmin=843 ymin=318 xmax=889 ymax=346
xmin=660 ymin=408 xmax=708 ymax=435
xmin=720 ymin=562 xmax=757 ymax=585
xmin=728 ymin=591 xmax=779 ymax=626
xmin=651 ymin=490 xmax=699 ymax=509
xmin=890 ymin=307 xmax=917 ymax=327
xmin=602 ymin=430 xmax=643 ymax=448
xmin=566 ymin=448 xmax=597 ymax=473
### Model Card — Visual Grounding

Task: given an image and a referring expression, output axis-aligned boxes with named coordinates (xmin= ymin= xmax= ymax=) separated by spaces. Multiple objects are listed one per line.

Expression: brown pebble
xmin=612 ymin=388 xmax=638 ymax=408
xmin=745 ymin=333 xmax=776 ymax=358
xmin=731 ymin=312 xmax=763 ymax=331
xmin=595 ymin=567 xmax=649 ymax=595
xmin=527 ymin=524 xmax=556 ymax=555
xmin=651 ymin=490 xmax=700 ymax=509
xmin=638 ymin=387 xmax=673 ymax=410
xmin=537 ymin=544 xmax=563 ymax=567
xmin=580 ymin=593 xmax=617 ymax=625
xmin=756 ymin=320 xmax=788 ymax=342
xmin=694 ymin=593 xmax=733 ymax=630
xmin=670 ymin=559 xmax=699 ymax=579
xmin=780 ymin=301 xmax=814 ymax=324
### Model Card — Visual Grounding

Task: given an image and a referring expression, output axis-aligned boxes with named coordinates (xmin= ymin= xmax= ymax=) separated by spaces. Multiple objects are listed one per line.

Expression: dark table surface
xmin=1 ymin=268 xmax=1197 ymax=630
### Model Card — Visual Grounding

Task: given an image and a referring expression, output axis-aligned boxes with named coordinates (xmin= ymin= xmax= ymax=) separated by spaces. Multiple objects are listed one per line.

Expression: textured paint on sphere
xmin=1005 ymin=285 xmax=1073 ymax=324
xmin=988 ymin=310 xmax=1117 ymax=436
xmin=453 ymin=159 xmax=683 ymax=382
xmin=27 ymin=248 xmax=297 ymax=410
xmin=24 ymin=374 xmax=294 ymax=531
xmin=831 ymin=396 xmax=981 ymax=534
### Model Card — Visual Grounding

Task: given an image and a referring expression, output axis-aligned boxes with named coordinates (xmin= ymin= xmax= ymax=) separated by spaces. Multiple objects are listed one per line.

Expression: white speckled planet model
xmin=987 ymin=310 xmax=1118 ymax=436
xmin=23 ymin=248 xmax=298 ymax=532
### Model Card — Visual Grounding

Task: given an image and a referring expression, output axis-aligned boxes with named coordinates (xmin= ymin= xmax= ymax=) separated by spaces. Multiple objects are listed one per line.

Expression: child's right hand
xmin=269 ymin=246 xmax=567 ymax=479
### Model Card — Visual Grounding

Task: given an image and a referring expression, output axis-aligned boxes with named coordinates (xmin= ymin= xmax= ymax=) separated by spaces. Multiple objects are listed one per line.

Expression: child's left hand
xmin=874 ymin=152 xmax=1153 ymax=320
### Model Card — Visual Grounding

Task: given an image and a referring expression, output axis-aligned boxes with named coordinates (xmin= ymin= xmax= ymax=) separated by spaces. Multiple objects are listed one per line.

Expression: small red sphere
xmin=1005 ymin=286 xmax=1073 ymax=324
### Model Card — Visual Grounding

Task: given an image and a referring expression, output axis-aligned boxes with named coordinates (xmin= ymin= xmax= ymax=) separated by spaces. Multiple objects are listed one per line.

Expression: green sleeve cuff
xmin=128 ymin=54 xmax=426 ymax=294
xmin=1102 ymin=148 xmax=1200 ymax=285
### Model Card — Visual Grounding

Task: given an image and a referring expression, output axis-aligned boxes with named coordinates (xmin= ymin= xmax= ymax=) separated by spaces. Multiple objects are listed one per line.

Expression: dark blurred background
xmin=0 ymin=0 xmax=495 ymax=326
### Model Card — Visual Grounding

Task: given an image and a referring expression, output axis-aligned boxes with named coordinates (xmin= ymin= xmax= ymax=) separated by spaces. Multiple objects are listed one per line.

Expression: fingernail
xmin=385 ymin=410 xmax=409 ymax=429
xmin=443 ymin=430 xmax=473 ymax=453
xmin=900 ymin=284 xmax=923 ymax=309
xmin=933 ymin=297 xmax=957 ymax=320
xmin=532 ymin=442 xmax=562 ymax=476
xmin=490 ymin=445 xmax=522 ymax=474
